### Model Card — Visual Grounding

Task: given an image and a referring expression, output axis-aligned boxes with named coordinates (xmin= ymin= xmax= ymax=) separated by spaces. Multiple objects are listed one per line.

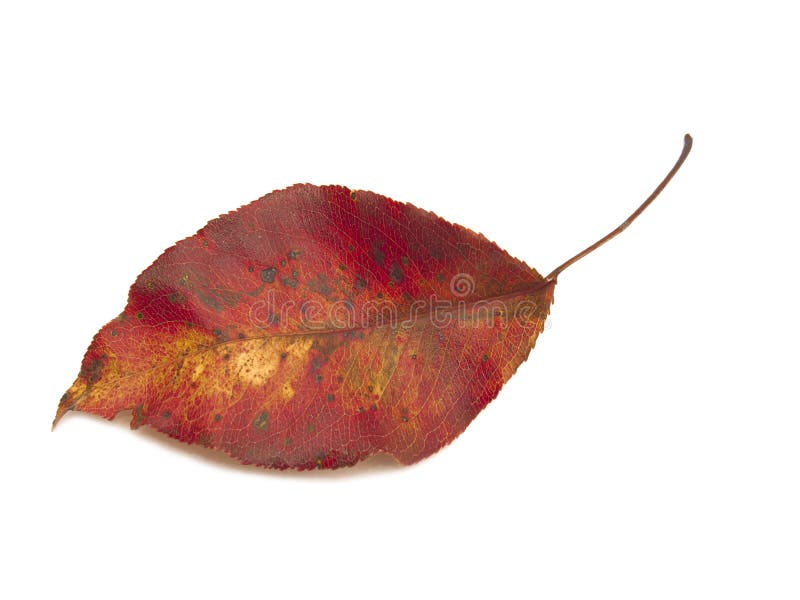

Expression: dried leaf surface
xmin=55 ymin=184 xmax=554 ymax=469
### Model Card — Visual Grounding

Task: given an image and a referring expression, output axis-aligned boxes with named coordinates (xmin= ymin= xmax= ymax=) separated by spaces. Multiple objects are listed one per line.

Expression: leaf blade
xmin=55 ymin=184 xmax=554 ymax=469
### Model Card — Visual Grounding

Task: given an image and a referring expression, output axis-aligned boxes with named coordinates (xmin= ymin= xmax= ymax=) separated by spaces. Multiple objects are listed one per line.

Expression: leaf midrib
xmin=85 ymin=278 xmax=556 ymax=392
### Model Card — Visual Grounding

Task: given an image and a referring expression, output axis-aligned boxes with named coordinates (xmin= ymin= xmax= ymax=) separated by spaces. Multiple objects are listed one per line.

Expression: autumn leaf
xmin=53 ymin=135 xmax=692 ymax=470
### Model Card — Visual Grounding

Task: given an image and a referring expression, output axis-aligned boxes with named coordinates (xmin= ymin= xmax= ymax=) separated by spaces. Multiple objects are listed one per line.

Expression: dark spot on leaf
xmin=214 ymin=414 xmax=222 ymax=422
xmin=285 ymin=437 xmax=292 ymax=446
xmin=238 ymin=332 xmax=246 ymax=339
xmin=247 ymin=265 xmax=254 ymax=272
xmin=110 ymin=330 xmax=118 ymax=337
xmin=280 ymin=276 xmax=298 ymax=288
xmin=202 ymin=239 xmax=209 ymax=247
xmin=280 ymin=259 xmax=287 ymax=267
xmin=213 ymin=329 xmax=222 ymax=337
xmin=136 ymin=311 xmax=143 ymax=319
xmin=367 ymin=385 xmax=373 ymax=392
xmin=223 ymin=353 xmax=230 ymax=361
xmin=370 ymin=403 xmax=377 ymax=411
xmin=350 ymin=190 xmax=357 ymax=201
xmin=253 ymin=411 xmax=269 ymax=430
xmin=197 ymin=291 xmax=223 ymax=311
xmin=377 ymin=292 xmax=384 ymax=299
xmin=326 ymin=393 xmax=335 ymax=402
xmin=339 ymin=263 xmax=347 ymax=271
xmin=401 ymin=256 xmax=410 ymax=266
xmin=132 ymin=403 xmax=146 ymax=429
xmin=291 ymin=269 xmax=299 ymax=278
xmin=218 ymin=288 xmax=242 ymax=308
xmin=288 ymin=250 xmax=300 ymax=260
xmin=389 ymin=263 xmax=405 ymax=283
xmin=167 ymin=291 xmax=186 ymax=304
xmin=306 ymin=423 xmax=315 ymax=433
xmin=411 ymin=354 xmax=417 ymax=360
xmin=373 ymin=247 xmax=385 ymax=266
xmin=354 ymin=276 xmax=367 ymax=290
xmin=260 ymin=267 xmax=277 ymax=283
xmin=81 ymin=357 xmax=105 ymax=383
xmin=315 ymin=374 xmax=323 ymax=382
xmin=162 ymin=410 xmax=171 ymax=418
xmin=280 ymin=352 xmax=287 ymax=360
xmin=308 ymin=273 xmax=334 ymax=298
xmin=482 ymin=354 xmax=489 ymax=361
xmin=336 ymin=375 xmax=343 ymax=383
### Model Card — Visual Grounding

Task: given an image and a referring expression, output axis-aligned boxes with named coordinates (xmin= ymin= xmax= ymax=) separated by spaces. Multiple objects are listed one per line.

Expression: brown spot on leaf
xmin=389 ymin=263 xmax=404 ymax=283
xmin=197 ymin=291 xmax=223 ymax=311
xmin=132 ymin=403 xmax=146 ymax=429
xmin=372 ymin=245 xmax=385 ymax=266
xmin=260 ymin=267 xmax=277 ymax=283
xmin=253 ymin=411 xmax=270 ymax=430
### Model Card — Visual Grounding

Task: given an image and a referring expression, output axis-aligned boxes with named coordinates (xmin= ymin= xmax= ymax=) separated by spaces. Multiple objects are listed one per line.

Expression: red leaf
xmin=53 ymin=136 xmax=692 ymax=470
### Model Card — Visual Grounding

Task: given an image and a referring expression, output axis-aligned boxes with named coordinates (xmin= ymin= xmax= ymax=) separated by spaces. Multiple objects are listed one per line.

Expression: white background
xmin=2 ymin=1 xmax=798 ymax=598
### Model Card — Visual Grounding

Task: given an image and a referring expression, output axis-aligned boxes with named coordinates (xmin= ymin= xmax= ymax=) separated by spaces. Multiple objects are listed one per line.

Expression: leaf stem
xmin=545 ymin=134 xmax=693 ymax=282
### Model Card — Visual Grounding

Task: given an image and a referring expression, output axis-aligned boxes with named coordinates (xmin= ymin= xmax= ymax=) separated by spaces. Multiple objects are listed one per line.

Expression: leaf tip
xmin=52 ymin=395 xmax=71 ymax=430
xmin=52 ymin=385 xmax=84 ymax=430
